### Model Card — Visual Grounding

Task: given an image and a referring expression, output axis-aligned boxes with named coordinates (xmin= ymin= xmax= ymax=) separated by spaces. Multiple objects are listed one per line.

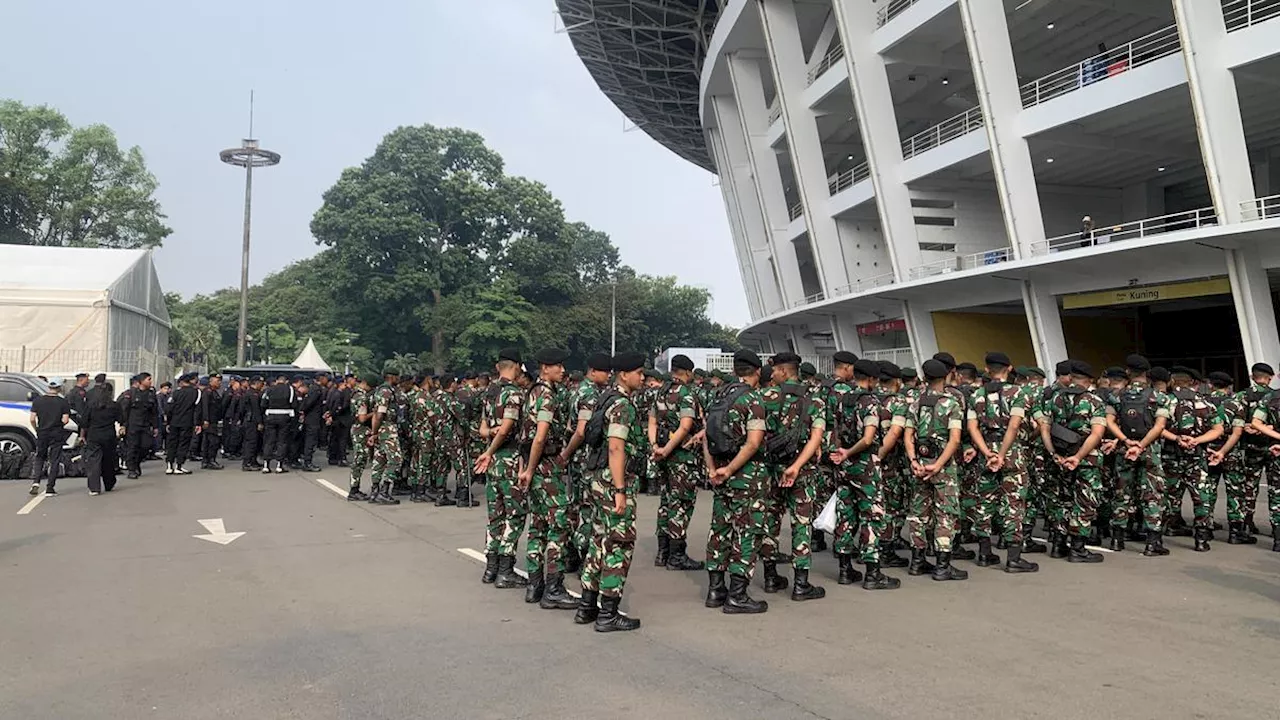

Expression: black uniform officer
xmin=240 ymin=376 xmax=265 ymax=471
xmin=200 ymin=373 xmax=227 ymax=470
xmin=118 ymin=372 xmax=157 ymax=478
xmin=165 ymin=373 xmax=202 ymax=475
xmin=298 ymin=373 xmax=327 ymax=471
xmin=261 ymin=375 xmax=297 ymax=474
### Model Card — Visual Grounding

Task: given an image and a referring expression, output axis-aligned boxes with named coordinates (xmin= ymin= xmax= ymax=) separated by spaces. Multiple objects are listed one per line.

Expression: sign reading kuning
xmin=1062 ymin=277 xmax=1231 ymax=310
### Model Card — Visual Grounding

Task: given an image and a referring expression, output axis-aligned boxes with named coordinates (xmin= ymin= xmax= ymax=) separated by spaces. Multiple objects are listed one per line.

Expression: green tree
xmin=449 ymin=278 xmax=536 ymax=369
xmin=0 ymin=100 xmax=170 ymax=248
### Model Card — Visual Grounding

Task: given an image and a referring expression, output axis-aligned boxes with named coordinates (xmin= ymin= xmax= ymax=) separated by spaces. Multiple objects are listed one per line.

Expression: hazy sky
xmin=2 ymin=0 xmax=747 ymax=326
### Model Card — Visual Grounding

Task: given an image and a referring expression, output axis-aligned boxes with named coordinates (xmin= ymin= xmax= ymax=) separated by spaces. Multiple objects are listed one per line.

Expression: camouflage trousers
xmin=1114 ymin=447 xmax=1166 ymax=532
xmin=1065 ymin=464 xmax=1103 ymax=537
xmin=908 ymin=463 xmax=960 ymax=552
xmin=370 ymin=430 xmax=403 ymax=487
xmin=525 ymin=460 xmax=573 ymax=577
xmin=484 ymin=451 xmax=527 ymax=556
xmin=571 ymin=460 xmax=595 ymax=553
xmin=1026 ymin=447 xmax=1050 ymax=524
xmin=959 ymin=453 xmax=982 ymax=535
xmin=1042 ymin=458 xmax=1072 ymax=535
xmin=1266 ymin=456 xmax=1280 ymax=529
xmin=705 ymin=471 xmax=770 ymax=580
xmin=760 ymin=471 xmax=818 ymax=570
xmin=975 ymin=450 xmax=1031 ymax=545
xmin=349 ymin=428 xmax=370 ymax=490
xmin=1234 ymin=447 xmax=1267 ymax=523
xmin=579 ymin=467 xmax=636 ymax=599
xmin=833 ymin=458 xmax=886 ymax=565
xmin=1164 ymin=451 xmax=1215 ymax=529
xmin=881 ymin=458 xmax=909 ymax=542
xmin=409 ymin=434 xmax=434 ymax=487
xmin=654 ymin=456 xmax=700 ymax=541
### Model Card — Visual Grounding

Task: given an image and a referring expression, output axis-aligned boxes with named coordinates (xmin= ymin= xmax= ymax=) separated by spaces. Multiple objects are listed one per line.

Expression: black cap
xmin=832 ymin=350 xmax=858 ymax=366
xmin=1208 ymin=371 xmax=1234 ymax=387
xmin=612 ymin=352 xmax=645 ymax=372
xmin=694 ymin=368 xmax=707 ymax=378
xmin=1149 ymin=366 xmax=1171 ymax=382
xmin=1125 ymin=354 xmax=1151 ymax=372
xmin=585 ymin=352 xmax=611 ymax=371
xmin=75 ymin=372 xmax=88 ymax=379
xmin=984 ymin=351 xmax=1011 ymax=368
xmin=1054 ymin=361 xmax=1072 ymax=377
xmin=921 ymin=359 xmax=949 ymax=380
xmin=771 ymin=351 xmax=801 ymax=367
xmin=759 ymin=365 xmax=774 ymax=385
xmin=799 ymin=362 xmax=816 ymax=378
xmin=1170 ymin=365 xmax=1202 ymax=381
xmin=93 ymin=373 xmax=108 ymax=383
xmin=853 ymin=359 xmax=880 ymax=379
xmin=877 ymin=360 xmax=901 ymax=380
xmin=535 ymin=347 xmax=569 ymax=366
xmin=670 ymin=354 xmax=695 ymax=371
xmin=250 ymin=375 xmax=264 ymax=383
xmin=1252 ymin=362 xmax=1274 ymax=376
xmin=362 ymin=372 xmax=381 ymax=386
xmin=1104 ymin=366 xmax=1127 ymax=380
xmin=1070 ymin=360 xmax=1095 ymax=379
xmin=933 ymin=352 xmax=957 ymax=370
xmin=956 ymin=361 xmax=978 ymax=374
xmin=901 ymin=366 xmax=918 ymax=379
xmin=643 ymin=368 xmax=659 ymax=380
xmin=498 ymin=347 xmax=521 ymax=364
xmin=733 ymin=349 xmax=763 ymax=370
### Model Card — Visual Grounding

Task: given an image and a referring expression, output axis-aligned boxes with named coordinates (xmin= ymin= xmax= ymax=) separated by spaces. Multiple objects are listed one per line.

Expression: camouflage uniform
xmin=520 ymin=380 xmax=572 ymax=577
xmin=570 ymin=379 xmax=603 ymax=553
xmin=878 ymin=389 xmax=910 ymax=544
xmin=409 ymin=388 xmax=441 ymax=490
xmin=370 ymin=382 xmax=406 ymax=489
xmin=950 ymin=385 xmax=980 ymax=540
xmin=482 ymin=378 xmax=527 ymax=556
xmin=809 ymin=380 xmax=838 ymax=538
xmin=906 ymin=388 xmax=963 ymax=552
xmin=831 ymin=382 xmax=888 ymax=564
xmin=1236 ymin=383 xmax=1272 ymax=526
xmin=968 ymin=380 xmax=1035 ymax=546
xmin=1031 ymin=384 xmax=1070 ymax=534
xmin=1206 ymin=388 xmax=1246 ymax=524
xmin=431 ymin=388 xmax=457 ymax=494
xmin=705 ymin=385 xmax=771 ymax=582
xmin=1163 ymin=386 xmax=1222 ymax=531
xmin=579 ymin=387 xmax=640 ymax=599
xmin=348 ymin=387 xmax=371 ymax=491
xmin=651 ymin=379 xmax=702 ymax=541
xmin=1045 ymin=384 xmax=1108 ymax=538
xmin=1251 ymin=393 xmax=1280 ymax=536
xmin=1106 ymin=381 xmax=1172 ymax=533
xmin=761 ymin=379 xmax=825 ymax=570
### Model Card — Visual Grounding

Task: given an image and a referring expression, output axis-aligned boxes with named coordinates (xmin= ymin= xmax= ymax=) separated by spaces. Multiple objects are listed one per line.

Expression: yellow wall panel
xmin=930 ymin=311 xmax=1035 ymax=368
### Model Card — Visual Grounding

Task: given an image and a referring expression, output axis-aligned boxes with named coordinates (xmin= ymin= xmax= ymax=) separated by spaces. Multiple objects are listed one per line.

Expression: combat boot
xmin=705 ymin=570 xmax=728 ymax=608
xmin=666 ymin=538 xmax=703 ymax=571
xmin=421 ymin=486 xmax=440 ymax=503
xmin=1004 ymin=546 xmax=1039 ymax=573
xmin=1245 ymin=517 xmax=1260 ymax=536
xmin=762 ymin=562 xmax=789 ymax=593
xmin=1167 ymin=515 xmax=1192 ymax=537
xmin=723 ymin=574 xmax=768 ymax=614
xmin=1193 ymin=527 xmax=1211 ymax=552
xmin=1023 ymin=525 xmax=1047 ymax=553
xmin=1049 ymin=531 xmax=1070 ymax=559
xmin=812 ymin=530 xmax=828 ymax=553
xmin=374 ymin=483 xmax=400 ymax=505
xmin=594 ymin=595 xmax=640 ymax=632
xmin=931 ymin=552 xmax=968 ymax=581
xmin=409 ymin=486 xmax=428 ymax=503
xmin=881 ymin=549 xmax=909 ymax=568
xmin=907 ymin=548 xmax=935 ymax=576
xmin=1272 ymin=537 xmax=1280 ymax=553
xmin=975 ymin=538 xmax=1001 ymax=567
xmin=435 ymin=489 xmax=456 ymax=506
xmin=574 ymin=590 xmax=599 ymax=625
xmin=1227 ymin=522 xmax=1257 ymax=545
xmin=481 ymin=553 xmax=499 ymax=583
xmin=790 ymin=568 xmax=825 ymax=601
xmin=1143 ymin=530 xmax=1170 ymax=556
xmin=654 ymin=533 xmax=670 ymax=567
xmin=540 ymin=573 xmax=578 ymax=610
xmin=564 ymin=544 xmax=582 ymax=575
xmin=366 ymin=482 xmax=381 ymax=503
xmin=836 ymin=554 xmax=863 ymax=585
xmin=861 ymin=562 xmax=901 ymax=591
xmin=494 ymin=555 xmax=527 ymax=589
xmin=995 ymin=536 xmax=1009 ymax=550
xmin=346 ymin=486 xmax=368 ymax=502
xmin=950 ymin=542 xmax=976 ymax=561
xmin=524 ymin=571 xmax=545 ymax=604
xmin=1068 ymin=535 xmax=1103 ymax=563
xmin=1109 ymin=528 xmax=1125 ymax=552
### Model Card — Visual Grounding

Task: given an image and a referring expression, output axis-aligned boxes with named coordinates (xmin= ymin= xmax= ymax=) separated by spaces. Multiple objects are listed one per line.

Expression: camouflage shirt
xmin=350 ymin=387 xmax=370 ymax=439
xmin=652 ymin=379 xmax=700 ymax=463
xmin=605 ymin=385 xmax=641 ymax=461
xmin=1104 ymin=379 xmax=1173 ymax=440
xmin=966 ymin=380 xmax=1034 ymax=449
xmin=723 ymin=385 xmax=769 ymax=486
xmin=1167 ymin=386 xmax=1223 ymax=445
xmin=372 ymin=383 xmax=407 ymax=439
xmin=878 ymin=390 xmax=909 ymax=459
xmin=1045 ymin=383 xmax=1107 ymax=465
xmin=907 ymin=387 xmax=964 ymax=461
xmin=520 ymin=380 xmax=563 ymax=457
xmin=760 ymin=379 xmax=825 ymax=469
xmin=1206 ymin=389 xmax=1245 ymax=453
xmin=482 ymin=378 xmax=524 ymax=456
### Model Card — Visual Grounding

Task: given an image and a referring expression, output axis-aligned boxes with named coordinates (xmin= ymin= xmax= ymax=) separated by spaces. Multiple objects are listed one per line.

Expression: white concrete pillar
xmin=791 ymin=325 xmax=817 ymax=355
xmin=1226 ymin=248 xmax=1280 ymax=367
xmin=727 ymin=53 xmax=807 ymax=307
xmin=902 ymin=300 xmax=938 ymax=362
xmin=830 ymin=0 xmax=921 ymax=278
xmin=1173 ymin=0 xmax=1256 ymax=223
xmin=830 ymin=314 xmax=865 ymax=355
xmin=759 ymin=0 xmax=847 ymax=296
xmin=957 ymin=0 xmax=1046 ymax=257
xmin=707 ymin=107 xmax=777 ymax=319
xmin=1021 ymin=280 xmax=1068 ymax=371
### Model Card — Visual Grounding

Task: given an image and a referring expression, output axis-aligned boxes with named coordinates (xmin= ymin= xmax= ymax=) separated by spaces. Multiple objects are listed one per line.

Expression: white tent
xmin=292 ymin=338 xmax=332 ymax=371
xmin=0 ymin=246 xmax=171 ymax=379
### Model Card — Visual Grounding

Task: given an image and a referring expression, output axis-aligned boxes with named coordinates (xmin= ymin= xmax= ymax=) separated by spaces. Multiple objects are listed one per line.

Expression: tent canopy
xmin=292 ymin=338 xmax=331 ymax=372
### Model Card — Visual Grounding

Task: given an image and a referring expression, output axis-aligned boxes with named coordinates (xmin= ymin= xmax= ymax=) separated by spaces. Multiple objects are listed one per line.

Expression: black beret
xmin=853 ymin=359 xmax=880 ymax=378
xmin=921 ymin=359 xmax=949 ymax=380
xmin=670 ymin=354 xmax=695 ymax=371
xmin=94 ymin=373 xmax=108 ymax=383
xmin=1251 ymin=363 xmax=1274 ymax=376
xmin=75 ymin=372 xmax=88 ymax=379
xmin=1104 ymin=366 xmax=1127 ymax=380
xmin=498 ymin=347 xmax=522 ymax=363
xmin=1149 ymin=366 xmax=1171 ymax=382
xmin=1208 ymin=371 xmax=1234 ymax=386
xmin=694 ymin=368 xmax=707 ymax=378
xmin=771 ymin=351 xmax=802 ymax=366
xmin=901 ymin=366 xmax=918 ymax=379
xmin=250 ymin=375 xmax=265 ymax=383
xmin=877 ymin=360 xmax=901 ymax=380
xmin=362 ymin=373 xmax=381 ymax=386
xmin=759 ymin=365 xmax=774 ymax=384
xmin=933 ymin=352 xmax=957 ymax=369
xmin=643 ymin=369 xmax=660 ymax=380
xmin=587 ymin=352 xmax=612 ymax=371
xmin=733 ymin=349 xmax=763 ymax=369
xmin=1054 ymin=361 xmax=1072 ymax=377
xmin=612 ymin=352 xmax=645 ymax=372
xmin=1170 ymin=365 xmax=1196 ymax=378
xmin=984 ymin=351 xmax=1011 ymax=368
xmin=956 ymin=362 xmax=978 ymax=373
xmin=128 ymin=374 xmax=140 ymax=383
xmin=832 ymin=350 xmax=858 ymax=366
xmin=1070 ymin=360 xmax=1095 ymax=379
xmin=291 ymin=374 xmax=306 ymax=383
xmin=535 ymin=347 xmax=569 ymax=366
xmin=799 ymin=362 xmax=817 ymax=378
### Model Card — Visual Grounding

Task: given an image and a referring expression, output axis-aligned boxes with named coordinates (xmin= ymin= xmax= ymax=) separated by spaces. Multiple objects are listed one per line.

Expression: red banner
xmin=857 ymin=319 xmax=906 ymax=336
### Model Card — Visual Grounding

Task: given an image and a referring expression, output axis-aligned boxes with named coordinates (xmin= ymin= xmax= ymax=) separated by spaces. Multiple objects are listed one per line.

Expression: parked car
xmin=0 ymin=372 xmax=81 ymax=465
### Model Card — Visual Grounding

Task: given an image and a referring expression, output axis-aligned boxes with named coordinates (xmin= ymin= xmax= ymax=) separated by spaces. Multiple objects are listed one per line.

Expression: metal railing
xmin=806 ymin=43 xmax=845 ymax=86
xmin=876 ymin=0 xmax=922 ymax=27
xmin=788 ymin=201 xmax=804 ymax=221
xmin=1031 ymin=207 xmax=1217 ymax=256
xmin=900 ymin=106 xmax=984 ymax=160
xmin=909 ymin=246 xmax=1013 ymax=280
xmin=768 ymin=102 xmax=782 ymax=125
xmin=705 ymin=352 xmax=834 ymax=376
xmin=1224 ymin=0 xmax=1280 ymax=31
xmin=1241 ymin=194 xmax=1280 ymax=220
xmin=0 ymin=347 xmax=177 ymax=377
xmin=827 ymin=161 xmax=871 ymax=196
xmin=832 ymin=271 xmax=896 ymax=296
xmin=1020 ymin=25 xmax=1182 ymax=108
xmin=793 ymin=291 xmax=827 ymax=308
xmin=861 ymin=347 xmax=916 ymax=369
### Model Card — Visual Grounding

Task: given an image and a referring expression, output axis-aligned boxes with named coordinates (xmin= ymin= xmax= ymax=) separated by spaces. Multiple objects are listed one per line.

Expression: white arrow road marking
xmin=193 ymin=518 xmax=246 ymax=546
xmin=17 ymin=493 xmax=48 ymax=515
xmin=458 ymin=548 xmax=588 ymax=600
xmin=314 ymin=477 xmax=350 ymax=498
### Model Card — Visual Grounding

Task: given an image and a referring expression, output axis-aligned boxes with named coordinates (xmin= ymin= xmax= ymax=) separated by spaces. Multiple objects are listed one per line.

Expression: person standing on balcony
xmin=1079 ymin=216 xmax=1096 ymax=249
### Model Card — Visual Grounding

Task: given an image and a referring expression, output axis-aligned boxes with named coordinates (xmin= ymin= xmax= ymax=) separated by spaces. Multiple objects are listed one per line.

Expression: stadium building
xmin=560 ymin=0 xmax=1280 ymax=377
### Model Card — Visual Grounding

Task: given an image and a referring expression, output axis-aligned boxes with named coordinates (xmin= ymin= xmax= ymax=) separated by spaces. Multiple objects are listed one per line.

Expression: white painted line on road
xmin=16 ymin=492 xmax=47 ymax=515
xmin=313 ymin=477 xmax=350 ymax=499
xmin=458 ymin=547 xmax=527 ymax=579
xmin=1030 ymin=536 xmax=1115 ymax=553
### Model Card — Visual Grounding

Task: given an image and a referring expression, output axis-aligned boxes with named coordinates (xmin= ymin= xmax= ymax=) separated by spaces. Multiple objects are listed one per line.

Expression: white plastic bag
xmin=814 ymin=491 xmax=839 ymax=533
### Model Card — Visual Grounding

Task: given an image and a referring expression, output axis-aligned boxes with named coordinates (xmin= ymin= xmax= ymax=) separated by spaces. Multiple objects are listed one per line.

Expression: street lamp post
xmin=220 ymin=122 xmax=280 ymax=367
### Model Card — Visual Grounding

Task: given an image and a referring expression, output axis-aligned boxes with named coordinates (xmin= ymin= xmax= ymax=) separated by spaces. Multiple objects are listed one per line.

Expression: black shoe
xmin=524 ymin=571 xmax=545 ymax=604
xmin=408 ymin=487 xmax=426 ymax=503
xmin=705 ymin=570 xmax=729 ymax=608
xmin=837 ymin=554 xmax=863 ymax=585
xmin=975 ymin=538 xmax=1001 ymax=567
xmin=666 ymin=538 xmax=704 ymax=571
xmin=723 ymin=574 xmax=768 ymax=614
xmin=1109 ymin=529 xmax=1125 ymax=551
xmin=300 ymin=464 xmax=321 ymax=472
xmin=374 ymin=484 xmax=400 ymax=505
xmin=1049 ymin=531 xmax=1070 ymax=559
xmin=950 ymin=543 xmax=976 ymax=561
xmin=540 ymin=573 xmax=579 ymax=610
xmin=481 ymin=552 xmax=499 ymax=584
xmin=126 ymin=471 xmax=139 ymax=480
xmin=1245 ymin=518 xmax=1260 ymax=536
xmin=931 ymin=551 xmax=968 ymax=581
xmin=29 ymin=483 xmax=39 ymax=496
xmin=1143 ymin=530 xmax=1170 ymax=556
xmin=1227 ymin=522 xmax=1257 ymax=545
xmin=812 ymin=530 xmax=828 ymax=553
xmin=1023 ymin=526 xmax=1047 ymax=553
xmin=995 ymin=536 xmax=1009 ymax=550
xmin=420 ymin=486 xmax=440 ymax=502
xmin=907 ymin=548 xmax=935 ymax=576
xmin=881 ymin=550 xmax=909 ymax=568
xmin=45 ymin=487 xmax=58 ymax=497
xmin=1005 ymin=546 xmax=1039 ymax=573
xmin=654 ymin=532 xmax=670 ymax=567
xmin=1068 ymin=535 xmax=1104 ymax=563
xmin=203 ymin=462 xmax=225 ymax=470
xmin=790 ymin=568 xmax=826 ymax=601
xmin=434 ymin=491 xmax=456 ymax=507
xmin=1193 ymin=527 xmax=1211 ymax=553
xmin=574 ymin=590 xmax=600 ymax=624
xmin=762 ymin=562 xmax=789 ymax=593
xmin=347 ymin=488 xmax=368 ymax=502
xmin=1213 ymin=520 xmax=1224 ymax=531
xmin=594 ymin=595 xmax=640 ymax=632
xmin=494 ymin=555 xmax=528 ymax=589
xmin=563 ymin=545 xmax=582 ymax=575
xmin=861 ymin=562 xmax=901 ymax=590
xmin=1272 ymin=537 xmax=1280 ymax=553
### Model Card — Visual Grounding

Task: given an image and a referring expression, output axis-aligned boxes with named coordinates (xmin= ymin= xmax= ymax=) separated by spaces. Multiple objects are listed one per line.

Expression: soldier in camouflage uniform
xmin=1038 ymin=361 xmax=1108 ymax=563
xmin=474 ymin=348 xmax=528 ymax=589
xmin=801 ymin=362 xmax=835 ymax=553
xmin=1204 ymin=371 xmax=1255 ymax=546
xmin=407 ymin=375 xmax=440 ymax=503
xmin=459 ymin=373 xmax=486 ymax=508
xmin=966 ymin=352 xmax=1038 ymax=573
xmin=1236 ymin=363 xmax=1273 ymax=537
xmin=633 ymin=371 xmax=659 ymax=495
xmin=427 ymin=377 xmax=458 ymax=506
xmin=876 ymin=361 xmax=910 ymax=555
xmin=1249 ymin=379 xmax=1280 ymax=553
xmin=932 ymin=354 xmax=980 ymax=561
xmin=1161 ymin=367 xmax=1225 ymax=552
xmin=905 ymin=359 xmax=967 ymax=581
xmin=346 ymin=375 xmax=375 ymax=501
xmin=1104 ymin=355 xmax=1173 ymax=556
xmin=1031 ymin=361 xmax=1074 ymax=552
xmin=1014 ymin=366 xmax=1047 ymax=543
xmin=574 ymin=351 xmax=645 ymax=633
xmin=368 ymin=363 xmax=406 ymax=506
xmin=649 ymin=354 xmax=705 ymax=572
xmin=1095 ymin=367 xmax=1128 ymax=545
xmin=559 ymin=352 xmax=613 ymax=572
xmin=828 ymin=357 xmax=901 ymax=590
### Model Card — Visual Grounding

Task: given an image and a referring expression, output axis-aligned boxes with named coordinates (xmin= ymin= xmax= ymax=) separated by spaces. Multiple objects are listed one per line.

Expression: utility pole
xmin=610 ymin=280 xmax=617 ymax=356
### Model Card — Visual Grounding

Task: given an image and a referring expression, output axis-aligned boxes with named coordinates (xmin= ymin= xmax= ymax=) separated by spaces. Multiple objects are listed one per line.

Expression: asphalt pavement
xmin=3 ymin=463 xmax=1279 ymax=720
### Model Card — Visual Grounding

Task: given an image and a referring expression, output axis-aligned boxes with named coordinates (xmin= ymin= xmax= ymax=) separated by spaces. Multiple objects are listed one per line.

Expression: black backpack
xmin=454 ymin=387 xmax=475 ymax=424
xmin=583 ymin=388 xmax=623 ymax=471
xmin=837 ymin=388 xmax=869 ymax=447
xmin=706 ymin=382 xmax=753 ymax=461
xmin=977 ymin=381 xmax=1011 ymax=440
xmin=1117 ymin=386 xmax=1156 ymax=440
xmin=763 ymin=384 xmax=810 ymax=464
